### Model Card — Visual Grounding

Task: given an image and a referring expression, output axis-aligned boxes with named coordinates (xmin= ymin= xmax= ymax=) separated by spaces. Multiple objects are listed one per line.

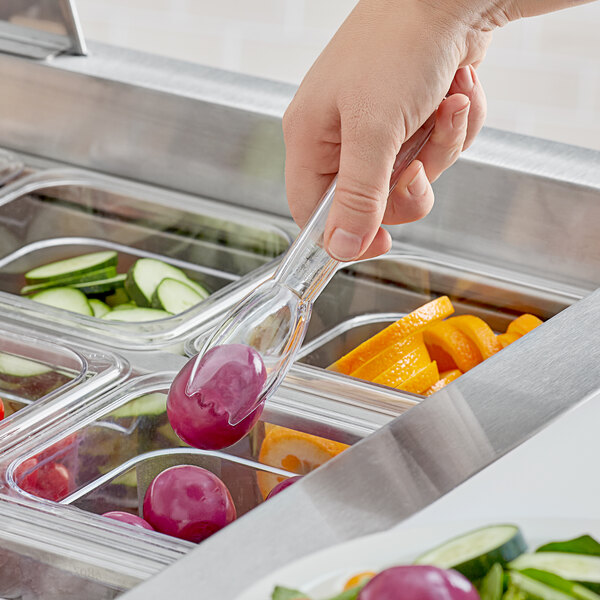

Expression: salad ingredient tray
xmin=0 ymin=169 xmax=292 ymax=351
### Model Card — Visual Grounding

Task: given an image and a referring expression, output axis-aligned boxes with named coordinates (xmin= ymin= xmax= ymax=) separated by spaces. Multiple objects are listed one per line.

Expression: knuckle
xmin=335 ymin=179 xmax=384 ymax=216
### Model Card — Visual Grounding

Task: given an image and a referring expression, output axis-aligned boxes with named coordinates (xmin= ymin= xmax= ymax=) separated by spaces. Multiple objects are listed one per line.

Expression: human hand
xmin=283 ymin=0 xmax=495 ymax=261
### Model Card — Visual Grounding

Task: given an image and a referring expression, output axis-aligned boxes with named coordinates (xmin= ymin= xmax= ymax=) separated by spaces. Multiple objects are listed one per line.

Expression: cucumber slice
xmin=125 ymin=258 xmax=207 ymax=307
xmin=25 ymin=251 xmax=118 ymax=283
xmin=480 ymin=564 xmax=505 ymax=600
xmin=414 ymin=524 xmax=527 ymax=581
xmin=507 ymin=571 xmax=577 ymax=600
xmin=151 ymin=278 xmax=205 ymax=314
xmin=510 ymin=554 xmax=600 ymax=592
xmin=105 ymin=288 xmax=130 ymax=307
xmin=521 ymin=570 xmax=600 ymax=600
xmin=112 ymin=302 xmax=136 ymax=311
xmin=183 ymin=279 xmax=210 ymax=299
xmin=72 ymin=274 xmax=126 ymax=295
xmin=110 ymin=393 xmax=167 ymax=418
xmin=31 ymin=287 xmax=93 ymax=316
xmin=20 ymin=267 xmax=118 ymax=295
xmin=89 ymin=299 xmax=111 ymax=318
xmin=0 ymin=353 xmax=52 ymax=377
xmin=102 ymin=308 xmax=172 ymax=322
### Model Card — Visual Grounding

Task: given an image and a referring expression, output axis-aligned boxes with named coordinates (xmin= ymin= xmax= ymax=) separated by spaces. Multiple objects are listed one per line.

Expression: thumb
xmin=324 ymin=116 xmax=400 ymax=261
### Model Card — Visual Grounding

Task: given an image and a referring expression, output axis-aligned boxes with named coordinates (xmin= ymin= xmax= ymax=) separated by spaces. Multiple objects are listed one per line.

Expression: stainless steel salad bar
xmin=0 ymin=5 xmax=599 ymax=599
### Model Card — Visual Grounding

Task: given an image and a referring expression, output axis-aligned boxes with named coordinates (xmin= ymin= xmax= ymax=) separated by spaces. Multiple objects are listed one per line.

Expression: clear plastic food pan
xmin=0 ymin=169 xmax=292 ymax=351
xmin=0 ymin=318 xmax=129 ymax=450
xmin=0 ymin=370 xmax=394 ymax=594
xmin=187 ymin=248 xmax=590 ymax=404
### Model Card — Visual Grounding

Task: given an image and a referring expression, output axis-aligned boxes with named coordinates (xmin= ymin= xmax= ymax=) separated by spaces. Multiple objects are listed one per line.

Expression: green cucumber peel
xmin=20 ymin=266 xmax=118 ymax=295
xmin=110 ymin=393 xmax=167 ymax=418
xmin=25 ymin=251 xmax=118 ymax=283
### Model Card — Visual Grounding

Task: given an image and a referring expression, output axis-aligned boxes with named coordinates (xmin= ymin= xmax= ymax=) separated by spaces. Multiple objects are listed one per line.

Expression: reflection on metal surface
xmin=122 ymin=288 xmax=600 ymax=599
xmin=0 ymin=0 xmax=86 ymax=58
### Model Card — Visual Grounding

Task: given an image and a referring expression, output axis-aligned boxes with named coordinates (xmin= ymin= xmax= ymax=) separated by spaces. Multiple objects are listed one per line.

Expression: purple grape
xmin=102 ymin=511 xmax=154 ymax=530
xmin=358 ymin=566 xmax=480 ymax=600
xmin=142 ymin=465 xmax=236 ymax=542
xmin=266 ymin=476 xmax=303 ymax=500
xmin=167 ymin=344 xmax=266 ymax=450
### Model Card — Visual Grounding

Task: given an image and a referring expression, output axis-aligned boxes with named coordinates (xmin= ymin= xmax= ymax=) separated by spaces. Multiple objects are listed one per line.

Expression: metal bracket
xmin=0 ymin=0 xmax=86 ymax=59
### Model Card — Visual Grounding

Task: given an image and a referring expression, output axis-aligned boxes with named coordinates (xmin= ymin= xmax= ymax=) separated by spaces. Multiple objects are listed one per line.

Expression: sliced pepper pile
xmin=329 ymin=296 xmax=543 ymax=396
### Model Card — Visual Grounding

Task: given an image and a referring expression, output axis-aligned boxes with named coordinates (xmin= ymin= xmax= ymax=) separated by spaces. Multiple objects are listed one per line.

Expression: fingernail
xmin=452 ymin=101 xmax=470 ymax=130
xmin=407 ymin=163 xmax=428 ymax=197
xmin=456 ymin=65 xmax=474 ymax=91
xmin=328 ymin=228 xmax=363 ymax=261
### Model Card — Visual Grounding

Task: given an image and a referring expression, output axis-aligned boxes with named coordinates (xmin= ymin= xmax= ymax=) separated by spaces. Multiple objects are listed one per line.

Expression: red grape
xmin=18 ymin=460 xmax=73 ymax=502
xmin=358 ymin=566 xmax=480 ymax=600
xmin=266 ymin=476 xmax=303 ymax=500
xmin=167 ymin=344 xmax=266 ymax=450
xmin=0 ymin=398 xmax=4 ymax=420
xmin=102 ymin=511 xmax=154 ymax=530
xmin=142 ymin=465 xmax=236 ymax=542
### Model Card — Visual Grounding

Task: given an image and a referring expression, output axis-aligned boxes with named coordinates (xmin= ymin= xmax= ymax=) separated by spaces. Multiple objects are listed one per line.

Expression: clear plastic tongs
xmin=187 ymin=114 xmax=436 ymax=425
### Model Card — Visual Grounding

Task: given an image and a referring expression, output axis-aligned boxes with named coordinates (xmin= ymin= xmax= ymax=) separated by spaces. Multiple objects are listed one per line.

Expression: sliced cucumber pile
xmin=414 ymin=524 xmax=527 ymax=580
xmin=20 ymin=252 xmax=210 ymax=321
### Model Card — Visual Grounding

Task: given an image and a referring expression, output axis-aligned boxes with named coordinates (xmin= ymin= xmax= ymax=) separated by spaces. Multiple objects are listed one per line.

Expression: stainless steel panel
xmin=122 ymin=286 xmax=600 ymax=600
xmin=1 ymin=47 xmax=599 ymax=290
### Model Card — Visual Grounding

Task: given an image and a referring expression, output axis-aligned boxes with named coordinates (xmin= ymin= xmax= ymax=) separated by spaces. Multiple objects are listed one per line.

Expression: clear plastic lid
xmin=0 ymin=168 xmax=292 ymax=351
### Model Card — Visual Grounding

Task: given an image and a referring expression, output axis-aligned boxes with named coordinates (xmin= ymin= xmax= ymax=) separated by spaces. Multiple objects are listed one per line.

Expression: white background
xmin=75 ymin=0 xmax=600 ymax=151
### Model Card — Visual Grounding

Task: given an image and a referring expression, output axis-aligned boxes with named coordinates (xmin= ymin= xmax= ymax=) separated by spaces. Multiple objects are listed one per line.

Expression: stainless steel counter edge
xmin=121 ymin=287 xmax=600 ymax=600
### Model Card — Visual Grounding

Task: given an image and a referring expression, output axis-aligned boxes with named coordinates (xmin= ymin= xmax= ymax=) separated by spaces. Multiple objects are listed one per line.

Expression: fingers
xmin=283 ymin=100 xmax=341 ymax=228
xmin=448 ymin=65 xmax=487 ymax=150
xmin=323 ymin=111 xmax=402 ymax=261
xmin=383 ymin=95 xmax=469 ymax=225
xmin=414 ymin=93 xmax=470 ymax=185
xmin=382 ymin=160 xmax=434 ymax=225
xmin=383 ymin=64 xmax=486 ymax=226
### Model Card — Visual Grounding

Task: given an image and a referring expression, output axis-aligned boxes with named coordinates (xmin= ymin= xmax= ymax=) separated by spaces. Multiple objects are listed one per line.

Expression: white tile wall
xmin=76 ymin=0 xmax=600 ymax=151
